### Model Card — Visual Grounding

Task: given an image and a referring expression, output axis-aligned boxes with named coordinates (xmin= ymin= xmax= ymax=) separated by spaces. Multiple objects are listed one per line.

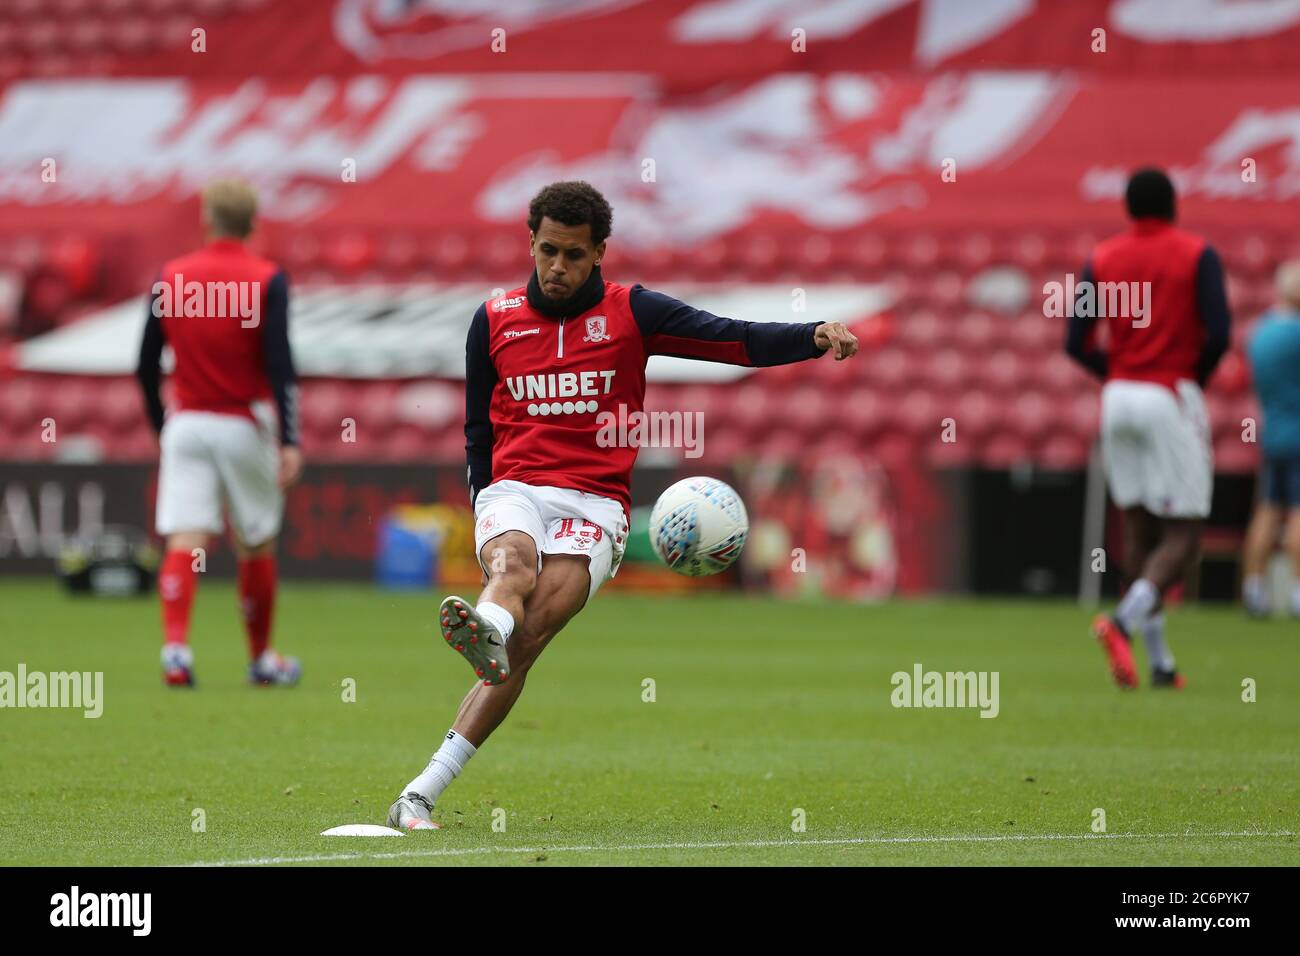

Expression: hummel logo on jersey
xmin=493 ymin=295 xmax=526 ymax=311
xmin=503 ymin=327 xmax=541 ymax=339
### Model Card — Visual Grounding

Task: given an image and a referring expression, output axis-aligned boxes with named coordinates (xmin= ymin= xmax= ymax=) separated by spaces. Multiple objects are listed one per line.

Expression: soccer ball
xmin=648 ymin=476 xmax=749 ymax=577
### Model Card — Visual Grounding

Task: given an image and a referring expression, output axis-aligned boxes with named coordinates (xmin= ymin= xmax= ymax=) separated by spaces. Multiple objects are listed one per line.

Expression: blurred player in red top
xmin=1066 ymin=168 xmax=1231 ymax=690
xmin=387 ymin=181 xmax=860 ymax=829
xmin=136 ymin=180 xmax=304 ymax=688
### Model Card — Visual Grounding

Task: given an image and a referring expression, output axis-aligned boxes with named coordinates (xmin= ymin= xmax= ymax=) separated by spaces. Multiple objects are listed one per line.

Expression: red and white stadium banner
xmin=103 ymin=0 xmax=1300 ymax=82
xmin=3 ymin=69 xmax=1300 ymax=283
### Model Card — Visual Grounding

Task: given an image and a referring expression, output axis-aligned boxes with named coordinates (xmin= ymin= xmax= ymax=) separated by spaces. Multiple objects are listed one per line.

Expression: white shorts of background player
xmin=155 ymin=402 xmax=283 ymax=545
xmin=1100 ymin=378 xmax=1213 ymax=519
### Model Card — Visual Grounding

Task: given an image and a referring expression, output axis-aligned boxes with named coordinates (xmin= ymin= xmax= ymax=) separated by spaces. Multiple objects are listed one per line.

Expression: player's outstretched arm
xmin=631 ymin=285 xmax=857 ymax=367
xmin=135 ymin=285 xmax=167 ymax=435
xmin=465 ymin=303 xmax=497 ymax=506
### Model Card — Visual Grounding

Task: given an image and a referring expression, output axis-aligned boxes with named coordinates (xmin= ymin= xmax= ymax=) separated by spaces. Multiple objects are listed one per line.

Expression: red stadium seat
xmin=107 ymin=19 xmax=153 ymax=54
xmin=953 ymin=311 xmax=999 ymax=352
xmin=1038 ymin=434 xmax=1089 ymax=470
xmin=103 ymin=378 xmax=145 ymax=433
xmin=954 ymin=233 xmax=995 ymax=271
xmin=1005 ymin=391 xmax=1054 ymax=442
xmin=924 ymin=434 xmax=975 ymax=468
xmin=382 ymin=425 xmax=433 ymax=463
xmin=1214 ymin=435 xmax=1258 ymax=474
xmin=728 ymin=382 xmax=772 ymax=433
xmin=922 ymin=348 xmax=969 ymax=393
xmin=1212 ymin=350 xmax=1249 ymax=397
xmin=323 ymin=233 xmax=376 ymax=276
xmin=737 ymin=234 xmax=780 ymax=275
xmin=1209 ymin=396 xmax=1241 ymax=440
xmin=796 ymin=235 xmax=835 ymax=276
xmin=429 ymin=423 xmax=469 ymax=462
xmin=756 ymin=428 xmax=803 ymax=461
xmin=874 ymin=431 xmax=917 ymax=470
xmin=697 ymin=428 xmax=748 ymax=465
xmin=896 ymin=389 xmax=943 ymax=440
xmin=841 ymin=386 xmax=888 ymax=441
xmin=847 ymin=234 xmax=888 ymax=272
xmin=982 ymin=349 xmax=1024 ymax=394
xmin=688 ymin=241 xmax=730 ymax=281
xmin=1008 ymin=233 xmax=1049 ymax=271
xmin=896 ymin=309 xmax=943 ymax=350
xmin=951 ymin=389 xmax=998 ymax=442
xmin=376 ymin=234 xmax=421 ymax=277
xmin=1034 ymin=352 xmax=1083 ymax=396
xmin=926 ymin=271 xmax=965 ymax=311
xmin=20 ymin=20 xmax=61 ymax=55
xmin=283 ymin=234 xmax=321 ymax=274
xmin=355 ymin=383 xmax=398 ymax=434
xmin=902 ymin=233 xmax=940 ymax=270
xmin=430 ymin=233 xmax=471 ymax=274
xmin=301 ymin=380 xmax=351 ymax=435
xmin=479 ymin=234 xmax=517 ymax=275
xmin=980 ymin=432 xmax=1031 ymax=469
xmin=1063 ymin=392 xmax=1101 ymax=442
xmin=868 ymin=346 xmax=919 ymax=392
xmin=778 ymin=385 xmax=832 ymax=434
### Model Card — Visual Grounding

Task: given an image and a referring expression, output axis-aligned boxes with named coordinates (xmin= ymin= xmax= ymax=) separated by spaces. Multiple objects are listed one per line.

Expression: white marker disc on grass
xmin=320 ymin=824 xmax=405 ymax=837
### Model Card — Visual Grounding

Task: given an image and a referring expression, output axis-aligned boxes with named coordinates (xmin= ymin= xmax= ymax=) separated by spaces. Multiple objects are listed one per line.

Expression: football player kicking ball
xmin=136 ymin=180 xmax=304 ymax=688
xmin=388 ymin=181 xmax=860 ymax=829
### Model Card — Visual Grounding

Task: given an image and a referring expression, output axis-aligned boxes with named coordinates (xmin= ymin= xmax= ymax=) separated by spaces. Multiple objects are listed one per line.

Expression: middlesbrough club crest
xmin=582 ymin=315 xmax=611 ymax=343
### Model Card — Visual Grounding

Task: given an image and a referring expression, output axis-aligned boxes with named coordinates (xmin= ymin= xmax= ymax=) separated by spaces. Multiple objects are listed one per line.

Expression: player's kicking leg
xmin=436 ymin=529 xmax=541 ymax=687
xmin=388 ymin=537 xmax=593 ymax=830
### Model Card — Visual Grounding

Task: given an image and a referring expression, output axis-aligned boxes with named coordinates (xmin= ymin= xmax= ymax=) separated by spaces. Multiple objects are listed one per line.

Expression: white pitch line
xmin=187 ymin=830 xmax=1297 ymax=867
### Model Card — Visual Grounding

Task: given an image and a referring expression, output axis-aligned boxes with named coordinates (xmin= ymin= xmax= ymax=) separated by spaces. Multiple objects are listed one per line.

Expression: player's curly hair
xmin=527 ymin=181 xmax=614 ymax=245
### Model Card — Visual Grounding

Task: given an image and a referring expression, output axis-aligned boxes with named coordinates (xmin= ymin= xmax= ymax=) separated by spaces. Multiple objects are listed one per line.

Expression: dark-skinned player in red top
xmin=1066 ymin=168 xmax=1231 ymax=691
xmin=388 ymin=181 xmax=860 ymax=829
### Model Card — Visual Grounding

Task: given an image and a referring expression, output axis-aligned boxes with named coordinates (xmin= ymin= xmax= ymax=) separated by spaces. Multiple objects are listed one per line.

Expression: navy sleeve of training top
xmin=1064 ymin=260 xmax=1108 ymax=380
xmin=465 ymin=303 xmax=496 ymax=506
xmin=136 ymin=284 xmax=166 ymax=434
xmin=262 ymin=270 xmax=299 ymax=446
xmin=1194 ymin=246 xmax=1231 ymax=386
xmin=630 ymin=285 xmax=824 ymax=367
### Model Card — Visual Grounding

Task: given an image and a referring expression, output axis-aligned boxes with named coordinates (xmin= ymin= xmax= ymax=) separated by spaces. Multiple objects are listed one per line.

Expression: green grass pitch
xmin=0 ymin=579 xmax=1295 ymax=866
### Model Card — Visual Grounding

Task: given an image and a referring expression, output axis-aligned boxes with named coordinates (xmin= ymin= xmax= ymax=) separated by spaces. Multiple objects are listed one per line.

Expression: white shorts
xmin=1100 ymin=379 xmax=1213 ymax=519
xmin=473 ymin=479 xmax=629 ymax=604
xmin=155 ymin=403 xmax=283 ymax=545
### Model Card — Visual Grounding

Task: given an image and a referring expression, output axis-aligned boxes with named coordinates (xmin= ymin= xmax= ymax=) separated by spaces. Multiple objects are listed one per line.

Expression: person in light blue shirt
xmin=1243 ymin=261 xmax=1300 ymax=617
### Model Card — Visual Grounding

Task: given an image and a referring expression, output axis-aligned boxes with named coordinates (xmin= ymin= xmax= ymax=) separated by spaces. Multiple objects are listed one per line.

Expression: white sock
xmin=1141 ymin=612 xmax=1176 ymax=672
xmin=1243 ymin=574 xmax=1269 ymax=615
xmin=1290 ymin=581 xmax=1300 ymax=617
xmin=1116 ymin=578 xmax=1159 ymax=634
xmin=403 ymin=730 xmax=477 ymax=806
xmin=476 ymin=601 xmax=515 ymax=642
